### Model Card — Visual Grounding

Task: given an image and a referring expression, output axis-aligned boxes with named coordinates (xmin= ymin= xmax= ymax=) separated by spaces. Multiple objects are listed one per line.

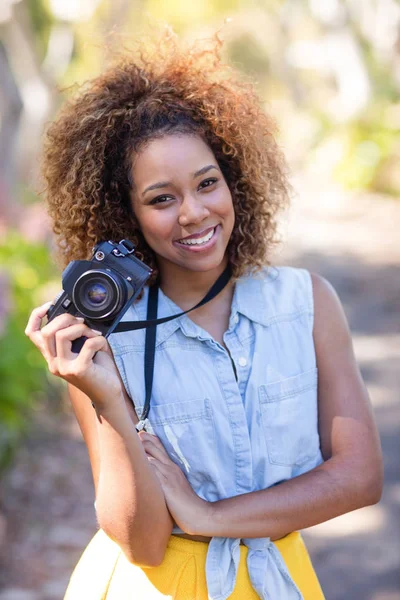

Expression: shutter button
xmin=238 ymin=357 xmax=247 ymax=367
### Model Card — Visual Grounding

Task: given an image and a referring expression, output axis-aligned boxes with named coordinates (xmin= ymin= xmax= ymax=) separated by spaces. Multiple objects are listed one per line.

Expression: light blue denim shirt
xmin=108 ymin=266 xmax=324 ymax=600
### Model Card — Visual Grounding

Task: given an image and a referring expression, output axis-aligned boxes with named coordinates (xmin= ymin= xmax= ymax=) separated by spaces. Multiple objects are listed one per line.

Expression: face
xmin=130 ymin=134 xmax=235 ymax=279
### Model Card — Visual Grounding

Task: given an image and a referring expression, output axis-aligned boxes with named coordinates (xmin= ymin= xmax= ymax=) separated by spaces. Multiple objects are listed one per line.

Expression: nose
xmin=178 ymin=193 xmax=210 ymax=227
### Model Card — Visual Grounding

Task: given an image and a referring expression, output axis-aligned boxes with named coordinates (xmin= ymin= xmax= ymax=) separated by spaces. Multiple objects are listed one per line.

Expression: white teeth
xmin=178 ymin=228 xmax=215 ymax=246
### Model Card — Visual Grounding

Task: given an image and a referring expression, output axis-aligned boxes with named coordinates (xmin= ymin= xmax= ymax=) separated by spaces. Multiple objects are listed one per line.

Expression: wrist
xmin=190 ymin=499 xmax=218 ymax=537
xmin=91 ymin=391 xmax=126 ymax=419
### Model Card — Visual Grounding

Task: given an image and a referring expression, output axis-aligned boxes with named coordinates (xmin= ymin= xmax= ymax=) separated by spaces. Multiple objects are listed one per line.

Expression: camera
xmin=47 ymin=240 xmax=152 ymax=353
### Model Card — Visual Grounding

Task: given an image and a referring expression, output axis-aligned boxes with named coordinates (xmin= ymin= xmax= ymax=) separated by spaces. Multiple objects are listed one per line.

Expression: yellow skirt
xmin=64 ymin=530 xmax=325 ymax=599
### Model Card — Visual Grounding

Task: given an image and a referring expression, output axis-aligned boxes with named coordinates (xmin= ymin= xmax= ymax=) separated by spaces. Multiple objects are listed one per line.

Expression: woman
xmin=25 ymin=33 xmax=383 ymax=599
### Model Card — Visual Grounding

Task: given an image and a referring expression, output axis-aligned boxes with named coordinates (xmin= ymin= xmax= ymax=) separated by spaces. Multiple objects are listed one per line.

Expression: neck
xmin=158 ymin=257 xmax=230 ymax=307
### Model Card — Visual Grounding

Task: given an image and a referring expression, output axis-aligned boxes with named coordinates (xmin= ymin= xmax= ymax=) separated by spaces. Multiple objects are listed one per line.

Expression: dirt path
xmin=0 ymin=175 xmax=399 ymax=600
xmin=279 ymin=175 xmax=400 ymax=600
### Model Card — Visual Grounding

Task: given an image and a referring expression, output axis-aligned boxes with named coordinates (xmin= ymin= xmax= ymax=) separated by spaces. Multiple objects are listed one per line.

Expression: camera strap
xmin=113 ymin=264 xmax=231 ymax=431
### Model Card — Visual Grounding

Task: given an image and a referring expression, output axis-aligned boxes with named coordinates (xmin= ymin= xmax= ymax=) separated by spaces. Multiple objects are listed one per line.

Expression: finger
xmin=72 ymin=335 xmax=108 ymax=370
xmin=55 ymin=324 xmax=102 ymax=361
xmin=92 ymin=340 xmax=113 ymax=367
xmin=140 ymin=432 xmax=169 ymax=455
xmin=138 ymin=431 xmax=163 ymax=445
xmin=140 ymin=435 xmax=171 ymax=464
xmin=25 ymin=301 xmax=53 ymax=344
xmin=147 ymin=457 xmax=167 ymax=481
xmin=41 ymin=313 xmax=85 ymax=358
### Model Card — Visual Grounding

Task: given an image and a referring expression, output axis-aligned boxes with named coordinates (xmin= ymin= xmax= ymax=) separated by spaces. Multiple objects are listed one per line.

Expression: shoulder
xmin=310 ymin=272 xmax=340 ymax=312
xmin=239 ymin=265 xmax=352 ymax=348
xmin=240 ymin=264 xmax=312 ymax=291
xmin=237 ymin=265 xmax=314 ymax=324
xmin=309 ymin=272 xmax=351 ymax=345
xmin=233 ymin=265 xmax=315 ymax=329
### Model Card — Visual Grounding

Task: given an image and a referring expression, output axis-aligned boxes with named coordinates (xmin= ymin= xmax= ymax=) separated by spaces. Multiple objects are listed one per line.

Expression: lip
xmin=173 ymin=225 xmax=219 ymax=253
xmin=174 ymin=226 xmax=216 ymax=243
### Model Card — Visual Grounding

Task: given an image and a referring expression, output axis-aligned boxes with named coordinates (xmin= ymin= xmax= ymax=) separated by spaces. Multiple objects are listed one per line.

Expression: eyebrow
xmin=142 ymin=164 xmax=219 ymax=197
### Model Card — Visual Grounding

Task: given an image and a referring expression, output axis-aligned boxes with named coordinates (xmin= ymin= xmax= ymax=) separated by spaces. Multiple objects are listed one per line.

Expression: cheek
xmin=222 ymin=195 xmax=235 ymax=229
xmin=139 ymin=212 xmax=174 ymax=246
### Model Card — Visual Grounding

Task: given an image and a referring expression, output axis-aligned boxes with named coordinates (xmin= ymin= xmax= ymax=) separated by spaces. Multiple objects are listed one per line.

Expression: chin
xmin=170 ymin=255 xmax=227 ymax=274
xmin=184 ymin=252 xmax=229 ymax=269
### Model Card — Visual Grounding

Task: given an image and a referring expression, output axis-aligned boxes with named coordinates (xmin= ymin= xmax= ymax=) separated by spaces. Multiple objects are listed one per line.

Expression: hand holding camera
xmin=25 ymin=305 xmax=120 ymax=409
xmin=25 ymin=240 xmax=152 ymax=408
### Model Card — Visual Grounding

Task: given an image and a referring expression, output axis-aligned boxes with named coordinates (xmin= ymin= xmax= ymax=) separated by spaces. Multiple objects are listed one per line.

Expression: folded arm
xmin=197 ymin=274 xmax=383 ymax=538
xmin=144 ymin=274 xmax=383 ymax=540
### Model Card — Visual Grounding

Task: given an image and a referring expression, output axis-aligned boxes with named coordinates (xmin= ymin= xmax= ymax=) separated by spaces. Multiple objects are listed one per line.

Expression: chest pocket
xmin=259 ymin=368 xmax=320 ymax=467
xmin=135 ymin=398 xmax=218 ymax=489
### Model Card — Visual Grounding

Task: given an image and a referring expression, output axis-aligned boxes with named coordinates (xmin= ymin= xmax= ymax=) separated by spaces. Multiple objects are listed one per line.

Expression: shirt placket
xmin=172 ymin=303 xmax=253 ymax=495
xmin=217 ymin=322 xmax=252 ymax=495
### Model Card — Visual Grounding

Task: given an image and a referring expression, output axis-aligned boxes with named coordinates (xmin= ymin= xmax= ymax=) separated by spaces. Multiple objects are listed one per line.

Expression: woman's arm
xmin=69 ymin=383 xmax=174 ymax=565
xmin=195 ymin=273 xmax=384 ymax=538
xmin=143 ymin=274 xmax=383 ymax=539
xmin=25 ymin=305 xmax=173 ymax=566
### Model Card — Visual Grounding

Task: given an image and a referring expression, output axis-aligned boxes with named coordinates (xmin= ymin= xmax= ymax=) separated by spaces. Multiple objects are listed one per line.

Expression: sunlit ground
xmin=278 ymin=167 xmax=400 ymax=600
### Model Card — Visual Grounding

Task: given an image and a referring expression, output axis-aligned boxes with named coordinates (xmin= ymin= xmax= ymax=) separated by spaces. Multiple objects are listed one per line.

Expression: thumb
xmin=77 ymin=335 xmax=108 ymax=369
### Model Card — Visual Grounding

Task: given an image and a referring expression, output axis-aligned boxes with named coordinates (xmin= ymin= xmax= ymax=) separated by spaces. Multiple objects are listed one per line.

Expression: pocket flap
xmin=260 ymin=368 xmax=317 ymax=403
xmin=136 ymin=398 xmax=210 ymax=425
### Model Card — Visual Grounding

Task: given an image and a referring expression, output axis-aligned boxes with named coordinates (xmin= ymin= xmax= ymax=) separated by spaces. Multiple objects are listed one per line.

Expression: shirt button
xmin=238 ymin=357 xmax=247 ymax=367
xmin=233 ymin=314 xmax=239 ymax=324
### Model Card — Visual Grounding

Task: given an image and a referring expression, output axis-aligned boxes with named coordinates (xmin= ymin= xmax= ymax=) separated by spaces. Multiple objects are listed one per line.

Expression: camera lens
xmin=72 ymin=270 xmax=125 ymax=320
xmin=86 ymin=283 xmax=107 ymax=306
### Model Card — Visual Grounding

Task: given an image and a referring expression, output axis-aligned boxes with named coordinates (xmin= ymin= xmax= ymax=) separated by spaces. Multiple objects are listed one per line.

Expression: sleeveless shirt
xmin=108 ymin=266 xmax=324 ymax=600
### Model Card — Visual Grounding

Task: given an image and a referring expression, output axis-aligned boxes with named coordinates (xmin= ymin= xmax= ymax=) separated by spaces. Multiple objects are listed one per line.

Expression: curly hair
xmin=42 ymin=31 xmax=290 ymax=281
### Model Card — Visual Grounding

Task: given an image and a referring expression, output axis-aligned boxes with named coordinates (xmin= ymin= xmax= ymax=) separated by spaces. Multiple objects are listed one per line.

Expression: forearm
xmin=94 ymin=399 xmax=173 ymax=566
xmin=196 ymin=456 xmax=381 ymax=539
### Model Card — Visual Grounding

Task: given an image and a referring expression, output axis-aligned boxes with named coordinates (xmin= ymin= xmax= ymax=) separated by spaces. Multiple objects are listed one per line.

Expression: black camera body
xmin=47 ymin=240 xmax=152 ymax=352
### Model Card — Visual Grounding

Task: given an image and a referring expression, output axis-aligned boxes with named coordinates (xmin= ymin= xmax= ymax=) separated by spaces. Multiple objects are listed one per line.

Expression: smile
xmin=173 ymin=226 xmax=219 ymax=252
xmin=177 ymin=227 xmax=216 ymax=246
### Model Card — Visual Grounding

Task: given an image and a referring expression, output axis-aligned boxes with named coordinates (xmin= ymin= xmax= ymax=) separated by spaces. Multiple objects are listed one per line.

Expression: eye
xmin=149 ymin=195 xmax=173 ymax=206
xmin=199 ymin=178 xmax=218 ymax=190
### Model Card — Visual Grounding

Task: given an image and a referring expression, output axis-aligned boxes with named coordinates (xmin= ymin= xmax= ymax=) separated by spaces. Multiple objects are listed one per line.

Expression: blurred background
xmin=0 ymin=1 xmax=399 ymax=599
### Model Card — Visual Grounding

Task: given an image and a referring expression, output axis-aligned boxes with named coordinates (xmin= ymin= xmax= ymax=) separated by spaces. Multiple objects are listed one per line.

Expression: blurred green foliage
xmin=145 ymin=0 xmax=240 ymax=32
xmin=0 ymin=232 xmax=61 ymax=471
xmin=334 ymin=118 xmax=399 ymax=194
xmin=331 ymin=33 xmax=400 ymax=195
xmin=26 ymin=0 xmax=55 ymax=60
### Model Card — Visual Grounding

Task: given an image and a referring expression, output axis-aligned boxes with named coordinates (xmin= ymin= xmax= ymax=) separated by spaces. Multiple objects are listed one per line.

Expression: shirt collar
xmin=133 ymin=286 xmax=181 ymax=347
xmin=232 ymin=266 xmax=278 ymax=327
xmin=136 ymin=266 xmax=278 ymax=347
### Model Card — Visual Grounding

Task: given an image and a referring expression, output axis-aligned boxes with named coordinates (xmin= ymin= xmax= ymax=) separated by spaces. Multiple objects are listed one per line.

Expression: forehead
xmin=131 ymin=134 xmax=216 ymax=185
